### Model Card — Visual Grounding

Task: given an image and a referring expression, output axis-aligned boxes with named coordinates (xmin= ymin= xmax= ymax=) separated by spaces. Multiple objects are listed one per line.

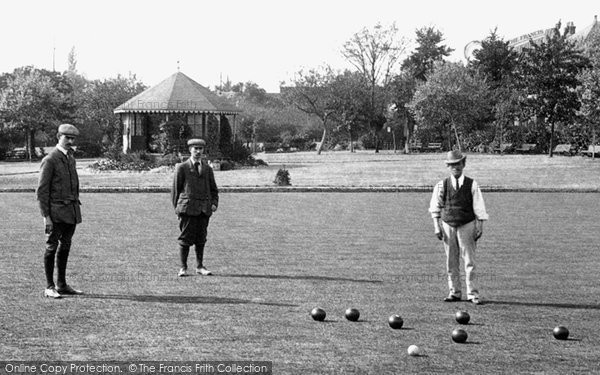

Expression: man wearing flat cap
xmin=172 ymin=138 xmax=219 ymax=277
xmin=428 ymin=150 xmax=488 ymax=305
xmin=36 ymin=124 xmax=84 ymax=298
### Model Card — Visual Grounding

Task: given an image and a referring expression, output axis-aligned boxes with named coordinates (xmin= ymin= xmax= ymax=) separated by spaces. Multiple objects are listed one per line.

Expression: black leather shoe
xmin=443 ymin=295 xmax=461 ymax=302
xmin=57 ymin=285 xmax=83 ymax=295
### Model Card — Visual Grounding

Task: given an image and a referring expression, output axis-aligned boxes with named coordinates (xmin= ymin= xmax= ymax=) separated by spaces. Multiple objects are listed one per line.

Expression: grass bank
xmin=1 ymin=151 xmax=599 ymax=191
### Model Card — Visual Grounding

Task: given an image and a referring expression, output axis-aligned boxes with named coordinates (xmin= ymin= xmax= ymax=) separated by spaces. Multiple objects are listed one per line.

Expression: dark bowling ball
xmin=452 ymin=328 xmax=468 ymax=343
xmin=388 ymin=314 xmax=404 ymax=329
xmin=553 ymin=326 xmax=569 ymax=340
xmin=345 ymin=308 xmax=360 ymax=322
xmin=310 ymin=307 xmax=326 ymax=321
xmin=455 ymin=311 xmax=470 ymax=324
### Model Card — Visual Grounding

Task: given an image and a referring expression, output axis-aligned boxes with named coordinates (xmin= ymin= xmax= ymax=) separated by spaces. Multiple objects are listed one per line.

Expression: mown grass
xmin=1 ymin=192 xmax=599 ymax=373
xmin=1 ymin=151 xmax=599 ymax=190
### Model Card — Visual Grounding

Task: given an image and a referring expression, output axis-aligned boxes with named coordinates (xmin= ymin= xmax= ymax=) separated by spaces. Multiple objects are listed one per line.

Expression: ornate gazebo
xmin=114 ymin=71 xmax=241 ymax=153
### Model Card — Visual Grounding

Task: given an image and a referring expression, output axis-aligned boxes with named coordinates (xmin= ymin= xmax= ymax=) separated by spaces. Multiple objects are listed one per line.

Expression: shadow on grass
xmin=82 ymin=293 xmax=296 ymax=307
xmin=217 ymin=273 xmax=382 ymax=283
xmin=486 ymin=300 xmax=600 ymax=310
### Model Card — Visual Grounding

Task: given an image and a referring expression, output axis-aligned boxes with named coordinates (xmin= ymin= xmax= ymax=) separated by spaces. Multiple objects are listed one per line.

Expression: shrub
xmin=264 ymin=142 xmax=278 ymax=153
xmin=253 ymin=158 xmax=268 ymax=166
xmin=229 ymin=140 xmax=253 ymax=162
xmin=90 ymin=150 xmax=155 ymax=171
xmin=159 ymin=119 xmax=191 ymax=154
xmin=156 ymin=153 xmax=182 ymax=167
xmin=75 ymin=141 xmax=103 ymax=158
xmin=220 ymin=160 xmax=234 ymax=171
xmin=103 ymin=143 xmax=123 ymax=161
xmin=273 ymin=167 xmax=291 ymax=186
xmin=0 ymin=145 xmax=8 ymax=160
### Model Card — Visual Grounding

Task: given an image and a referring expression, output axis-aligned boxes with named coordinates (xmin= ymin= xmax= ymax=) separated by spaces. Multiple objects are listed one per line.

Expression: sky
xmin=1 ymin=0 xmax=598 ymax=92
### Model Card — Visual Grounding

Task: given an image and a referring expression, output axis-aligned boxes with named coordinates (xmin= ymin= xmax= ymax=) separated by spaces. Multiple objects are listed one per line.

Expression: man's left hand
xmin=474 ymin=220 xmax=483 ymax=241
xmin=211 ymin=205 xmax=218 ymax=212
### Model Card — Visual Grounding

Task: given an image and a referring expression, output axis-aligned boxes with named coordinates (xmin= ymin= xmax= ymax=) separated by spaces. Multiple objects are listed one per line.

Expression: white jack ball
xmin=407 ymin=345 xmax=420 ymax=356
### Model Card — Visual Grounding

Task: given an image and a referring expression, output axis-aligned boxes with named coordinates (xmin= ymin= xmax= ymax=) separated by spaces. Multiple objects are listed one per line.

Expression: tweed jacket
xmin=172 ymin=158 xmax=219 ymax=217
xmin=36 ymin=148 xmax=82 ymax=224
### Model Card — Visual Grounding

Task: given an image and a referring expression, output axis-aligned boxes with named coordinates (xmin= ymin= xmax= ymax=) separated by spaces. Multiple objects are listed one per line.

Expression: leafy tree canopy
xmin=402 ymin=26 xmax=454 ymax=81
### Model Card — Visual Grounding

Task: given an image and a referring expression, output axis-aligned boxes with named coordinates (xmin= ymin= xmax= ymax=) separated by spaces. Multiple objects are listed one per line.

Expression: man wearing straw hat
xmin=172 ymin=138 xmax=219 ymax=277
xmin=429 ymin=150 xmax=489 ymax=305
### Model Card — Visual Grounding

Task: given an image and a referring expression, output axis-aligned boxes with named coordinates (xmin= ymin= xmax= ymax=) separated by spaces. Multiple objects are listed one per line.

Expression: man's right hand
xmin=44 ymin=216 xmax=53 ymax=234
xmin=433 ymin=219 xmax=443 ymax=240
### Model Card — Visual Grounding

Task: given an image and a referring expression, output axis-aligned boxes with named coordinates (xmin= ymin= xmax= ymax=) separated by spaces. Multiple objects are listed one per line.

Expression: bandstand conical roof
xmin=114 ymin=72 xmax=241 ymax=115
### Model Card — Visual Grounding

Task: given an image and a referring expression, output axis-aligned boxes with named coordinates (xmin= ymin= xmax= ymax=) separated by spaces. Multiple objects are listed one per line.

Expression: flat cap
xmin=187 ymin=138 xmax=206 ymax=147
xmin=57 ymin=124 xmax=80 ymax=136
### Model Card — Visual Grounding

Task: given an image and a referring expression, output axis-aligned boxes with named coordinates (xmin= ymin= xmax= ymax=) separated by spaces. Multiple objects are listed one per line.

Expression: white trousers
xmin=442 ymin=220 xmax=479 ymax=299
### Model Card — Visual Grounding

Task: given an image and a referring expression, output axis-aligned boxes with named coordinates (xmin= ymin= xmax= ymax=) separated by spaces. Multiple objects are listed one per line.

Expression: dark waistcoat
xmin=441 ymin=176 xmax=475 ymax=227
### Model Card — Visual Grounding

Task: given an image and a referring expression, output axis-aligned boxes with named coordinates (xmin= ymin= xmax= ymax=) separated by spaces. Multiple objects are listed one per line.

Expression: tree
xmin=283 ymin=66 xmax=338 ymax=154
xmin=577 ymin=21 xmax=600 ymax=153
xmin=577 ymin=67 xmax=600 ymax=154
xmin=387 ymin=72 xmax=418 ymax=152
xmin=342 ymin=23 xmax=407 ymax=152
xmin=243 ymin=82 xmax=268 ymax=104
xmin=65 ymin=46 xmax=89 ymax=143
xmin=219 ymin=115 xmax=233 ymax=157
xmin=409 ymin=62 xmax=490 ymax=150
xmin=469 ymin=29 xmax=518 ymax=89
xmin=328 ymin=70 xmax=371 ymax=152
xmin=469 ymin=30 xmax=520 ymax=148
xmin=0 ymin=67 xmax=70 ymax=160
xmin=402 ymin=26 xmax=454 ymax=81
xmin=491 ymin=83 xmax=526 ymax=148
xmin=235 ymin=81 xmax=321 ymax=151
xmin=78 ymin=74 xmax=146 ymax=149
xmin=518 ymin=21 xmax=590 ymax=156
xmin=388 ymin=27 xmax=452 ymax=152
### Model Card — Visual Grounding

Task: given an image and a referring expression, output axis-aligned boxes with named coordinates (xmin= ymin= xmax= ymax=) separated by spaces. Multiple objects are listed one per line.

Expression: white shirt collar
xmin=453 ymin=175 xmax=465 ymax=188
xmin=56 ymin=144 xmax=69 ymax=156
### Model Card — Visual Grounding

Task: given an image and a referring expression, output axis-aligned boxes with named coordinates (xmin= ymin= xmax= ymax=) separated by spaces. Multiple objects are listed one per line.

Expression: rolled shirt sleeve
xmin=429 ymin=180 xmax=444 ymax=219
xmin=471 ymin=180 xmax=489 ymax=221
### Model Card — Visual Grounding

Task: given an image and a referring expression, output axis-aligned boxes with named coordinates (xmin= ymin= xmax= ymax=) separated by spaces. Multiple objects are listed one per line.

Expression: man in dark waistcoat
xmin=429 ymin=150 xmax=488 ymax=304
xmin=172 ymin=138 xmax=219 ymax=277
xmin=36 ymin=124 xmax=84 ymax=298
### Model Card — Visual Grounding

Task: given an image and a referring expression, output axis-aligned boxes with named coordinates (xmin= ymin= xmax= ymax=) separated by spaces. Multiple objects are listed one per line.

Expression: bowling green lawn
xmin=1 ymin=191 xmax=599 ymax=374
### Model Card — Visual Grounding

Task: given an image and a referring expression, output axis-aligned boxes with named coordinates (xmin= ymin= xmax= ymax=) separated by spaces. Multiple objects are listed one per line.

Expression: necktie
xmin=195 ymin=162 xmax=201 ymax=175
xmin=67 ymin=151 xmax=75 ymax=166
xmin=455 ymin=177 xmax=460 ymax=190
